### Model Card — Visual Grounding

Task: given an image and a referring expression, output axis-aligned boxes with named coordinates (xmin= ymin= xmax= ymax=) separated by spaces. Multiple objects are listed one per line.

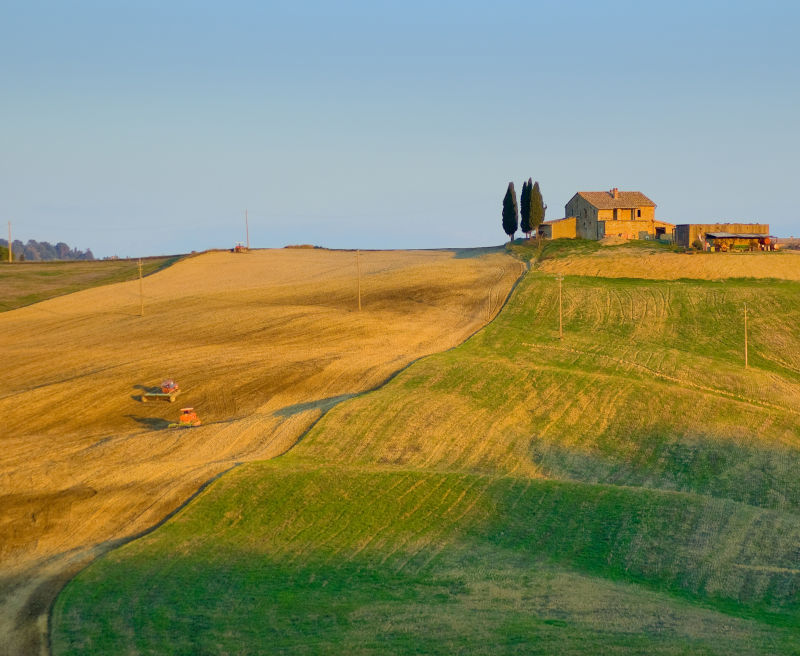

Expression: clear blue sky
xmin=2 ymin=0 xmax=799 ymax=257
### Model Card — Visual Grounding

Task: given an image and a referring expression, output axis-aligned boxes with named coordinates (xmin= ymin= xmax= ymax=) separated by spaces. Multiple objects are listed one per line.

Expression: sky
xmin=1 ymin=0 xmax=799 ymax=257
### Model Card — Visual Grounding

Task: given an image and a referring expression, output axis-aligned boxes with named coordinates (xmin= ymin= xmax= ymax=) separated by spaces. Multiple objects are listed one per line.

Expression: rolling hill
xmin=0 ymin=247 xmax=522 ymax=656
xmin=49 ymin=241 xmax=800 ymax=654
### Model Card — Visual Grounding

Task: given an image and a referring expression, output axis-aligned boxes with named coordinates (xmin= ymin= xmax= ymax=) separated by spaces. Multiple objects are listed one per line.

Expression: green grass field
xmin=0 ymin=256 xmax=181 ymax=312
xmin=51 ymin=243 xmax=800 ymax=654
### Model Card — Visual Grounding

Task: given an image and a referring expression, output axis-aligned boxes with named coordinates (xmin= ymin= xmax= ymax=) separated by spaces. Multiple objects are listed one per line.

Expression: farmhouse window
xmin=637 ymin=209 xmax=641 ymax=217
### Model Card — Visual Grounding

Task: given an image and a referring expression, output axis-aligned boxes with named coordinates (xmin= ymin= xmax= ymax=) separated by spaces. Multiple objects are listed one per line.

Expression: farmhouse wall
xmin=576 ymin=215 xmax=601 ymax=239
xmin=565 ymin=195 xmax=598 ymax=223
xmin=600 ymin=220 xmax=657 ymax=240
xmin=596 ymin=206 xmax=655 ymax=221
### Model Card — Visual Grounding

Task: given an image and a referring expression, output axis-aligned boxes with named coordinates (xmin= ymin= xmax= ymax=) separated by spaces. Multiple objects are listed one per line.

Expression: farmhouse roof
xmin=577 ymin=190 xmax=656 ymax=209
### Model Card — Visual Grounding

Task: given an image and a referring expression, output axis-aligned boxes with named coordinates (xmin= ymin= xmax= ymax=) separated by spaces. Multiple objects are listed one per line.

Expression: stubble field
xmin=0 ymin=247 xmax=522 ymax=656
xmin=536 ymin=240 xmax=800 ymax=280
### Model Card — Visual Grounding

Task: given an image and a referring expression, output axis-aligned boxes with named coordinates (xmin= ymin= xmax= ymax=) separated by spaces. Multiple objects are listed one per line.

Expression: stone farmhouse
xmin=535 ymin=188 xmax=771 ymax=249
xmin=564 ymin=188 xmax=674 ymax=240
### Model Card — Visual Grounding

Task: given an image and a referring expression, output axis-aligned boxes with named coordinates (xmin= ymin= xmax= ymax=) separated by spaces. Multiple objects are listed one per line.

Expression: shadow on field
xmin=273 ymin=394 xmax=357 ymax=418
xmin=447 ymin=246 xmax=506 ymax=259
xmin=130 ymin=384 xmax=163 ymax=402
xmin=126 ymin=415 xmax=171 ymax=430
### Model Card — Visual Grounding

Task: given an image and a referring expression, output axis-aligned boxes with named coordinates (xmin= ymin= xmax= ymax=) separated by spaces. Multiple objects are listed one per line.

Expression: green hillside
xmin=51 ymin=245 xmax=800 ymax=654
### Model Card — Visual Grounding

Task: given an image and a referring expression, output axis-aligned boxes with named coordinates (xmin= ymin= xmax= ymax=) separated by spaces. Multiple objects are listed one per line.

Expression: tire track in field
xmin=522 ymin=342 xmax=800 ymax=416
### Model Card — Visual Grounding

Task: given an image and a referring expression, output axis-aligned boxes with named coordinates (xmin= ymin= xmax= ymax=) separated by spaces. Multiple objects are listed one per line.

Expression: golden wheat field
xmin=538 ymin=245 xmax=800 ymax=280
xmin=0 ymin=247 xmax=522 ymax=655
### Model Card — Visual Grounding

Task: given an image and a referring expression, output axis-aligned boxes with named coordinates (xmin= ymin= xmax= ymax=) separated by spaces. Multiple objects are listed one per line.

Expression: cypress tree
xmin=502 ymin=182 xmax=518 ymax=242
xmin=531 ymin=181 xmax=546 ymax=233
xmin=520 ymin=178 xmax=533 ymax=238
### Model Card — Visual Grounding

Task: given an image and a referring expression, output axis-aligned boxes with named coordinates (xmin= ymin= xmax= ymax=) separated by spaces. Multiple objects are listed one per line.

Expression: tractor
xmin=141 ymin=379 xmax=180 ymax=403
xmin=170 ymin=407 xmax=201 ymax=428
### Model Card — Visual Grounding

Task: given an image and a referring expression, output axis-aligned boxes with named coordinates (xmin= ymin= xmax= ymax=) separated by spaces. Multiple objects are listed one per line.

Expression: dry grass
xmin=538 ymin=244 xmax=800 ymax=280
xmin=0 ymin=247 xmax=522 ymax=655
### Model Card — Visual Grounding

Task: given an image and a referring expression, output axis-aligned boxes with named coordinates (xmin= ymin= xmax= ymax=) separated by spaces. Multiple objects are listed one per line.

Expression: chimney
xmin=612 ymin=187 xmax=619 ymax=199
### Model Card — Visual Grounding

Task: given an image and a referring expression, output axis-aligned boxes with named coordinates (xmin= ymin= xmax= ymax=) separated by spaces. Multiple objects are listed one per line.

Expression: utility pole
xmin=356 ymin=249 xmax=362 ymax=312
xmin=138 ymin=259 xmax=144 ymax=317
xmin=245 ymin=208 xmax=250 ymax=251
xmin=744 ymin=303 xmax=748 ymax=368
xmin=7 ymin=221 xmax=11 ymax=263
xmin=556 ymin=274 xmax=563 ymax=339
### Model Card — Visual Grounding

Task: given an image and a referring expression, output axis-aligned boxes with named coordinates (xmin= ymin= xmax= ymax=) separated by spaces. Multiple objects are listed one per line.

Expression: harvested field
xmin=538 ymin=242 xmax=800 ymax=280
xmin=0 ymin=247 xmax=523 ymax=656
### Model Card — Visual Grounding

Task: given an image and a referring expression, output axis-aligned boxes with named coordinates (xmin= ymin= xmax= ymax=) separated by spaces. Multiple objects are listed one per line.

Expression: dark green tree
xmin=531 ymin=181 xmax=546 ymax=234
xmin=502 ymin=182 xmax=518 ymax=242
xmin=520 ymin=178 xmax=533 ymax=238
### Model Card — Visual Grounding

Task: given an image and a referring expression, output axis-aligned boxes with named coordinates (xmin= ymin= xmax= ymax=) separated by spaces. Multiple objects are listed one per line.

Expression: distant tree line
xmin=502 ymin=178 xmax=546 ymax=242
xmin=0 ymin=238 xmax=94 ymax=262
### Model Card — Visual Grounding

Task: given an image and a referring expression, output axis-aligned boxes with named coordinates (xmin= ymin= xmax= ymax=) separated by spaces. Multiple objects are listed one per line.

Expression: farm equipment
xmin=232 ymin=242 xmax=249 ymax=253
xmin=141 ymin=379 xmax=180 ymax=403
xmin=169 ymin=407 xmax=202 ymax=428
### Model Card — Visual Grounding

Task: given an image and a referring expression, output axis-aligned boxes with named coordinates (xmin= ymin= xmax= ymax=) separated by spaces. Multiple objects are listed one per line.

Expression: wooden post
xmin=557 ymin=274 xmax=563 ymax=339
xmin=7 ymin=221 xmax=11 ymax=263
xmin=356 ymin=249 xmax=362 ymax=312
xmin=245 ymin=208 xmax=250 ymax=250
xmin=744 ymin=303 xmax=748 ymax=368
xmin=138 ymin=258 xmax=144 ymax=317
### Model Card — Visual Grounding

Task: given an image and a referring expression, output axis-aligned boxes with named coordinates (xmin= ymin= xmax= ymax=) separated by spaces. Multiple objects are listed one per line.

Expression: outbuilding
xmin=674 ymin=223 xmax=770 ymax=248
xmin=704 ymin=232 xmax=776 ymax=251
xmin=538 ymin=217 xmax=577 ymax=239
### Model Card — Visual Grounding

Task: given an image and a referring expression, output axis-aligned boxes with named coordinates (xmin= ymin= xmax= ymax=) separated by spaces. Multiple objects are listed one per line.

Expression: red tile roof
xmin=577 ymin=191 xmax=656 ymax=209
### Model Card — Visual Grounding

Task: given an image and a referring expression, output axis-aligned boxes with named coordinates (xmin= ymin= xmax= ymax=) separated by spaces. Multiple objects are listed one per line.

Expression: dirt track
xmin=0 ymin=248 xmax=523 ymax=656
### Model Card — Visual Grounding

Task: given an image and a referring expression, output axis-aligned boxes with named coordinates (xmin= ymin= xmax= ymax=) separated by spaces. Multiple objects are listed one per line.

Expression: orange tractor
xmin=170 ymin=407 xmax=202 ymax=428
